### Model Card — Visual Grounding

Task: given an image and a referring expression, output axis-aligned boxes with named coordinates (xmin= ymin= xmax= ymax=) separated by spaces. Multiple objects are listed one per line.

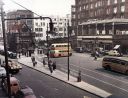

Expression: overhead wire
xmin=9 ymin=0 xmax=41 ymax=17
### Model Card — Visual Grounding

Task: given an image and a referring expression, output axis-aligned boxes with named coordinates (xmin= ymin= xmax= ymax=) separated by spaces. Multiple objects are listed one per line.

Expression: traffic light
xmin=49 ymin=22 xmax=54 ymax=32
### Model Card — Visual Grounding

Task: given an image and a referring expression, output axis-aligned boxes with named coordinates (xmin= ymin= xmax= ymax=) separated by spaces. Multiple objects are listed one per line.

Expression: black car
xmin=7 ymin=51 xmax=17 ymax=59
xmin=74 ymin=47 xmax=84 ymax=53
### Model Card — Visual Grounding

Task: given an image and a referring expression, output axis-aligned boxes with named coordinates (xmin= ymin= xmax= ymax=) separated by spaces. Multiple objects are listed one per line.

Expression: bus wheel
xmin=125 ymin=70 xmax=128 ymax=75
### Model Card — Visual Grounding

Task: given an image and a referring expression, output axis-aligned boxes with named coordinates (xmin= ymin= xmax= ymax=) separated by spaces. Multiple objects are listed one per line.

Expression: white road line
xmin=58 ymin=64 xmax=128 ymax=93
xmin=81 ymin=71 xmax=128 ymax=93
xmin=70 ymin=63 xmax=128 ymax=84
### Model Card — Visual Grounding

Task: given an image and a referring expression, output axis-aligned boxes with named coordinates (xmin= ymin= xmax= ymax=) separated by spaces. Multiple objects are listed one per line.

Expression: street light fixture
xmin=0 ymin=0 xmax=11 ymax=98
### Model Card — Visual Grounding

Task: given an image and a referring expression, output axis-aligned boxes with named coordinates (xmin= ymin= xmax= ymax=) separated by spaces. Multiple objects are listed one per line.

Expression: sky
xmin=3 ymin=0 xmax=75 ymax=17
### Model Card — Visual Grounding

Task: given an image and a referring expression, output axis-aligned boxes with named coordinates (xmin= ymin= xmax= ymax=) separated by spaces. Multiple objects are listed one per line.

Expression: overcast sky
xmin=3 ymin=0 xmax=75 ymax=17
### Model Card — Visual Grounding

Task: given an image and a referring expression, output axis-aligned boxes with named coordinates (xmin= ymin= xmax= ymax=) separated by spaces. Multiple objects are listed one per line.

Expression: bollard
xmin=77 ymin=70 xmax=81 ymax=82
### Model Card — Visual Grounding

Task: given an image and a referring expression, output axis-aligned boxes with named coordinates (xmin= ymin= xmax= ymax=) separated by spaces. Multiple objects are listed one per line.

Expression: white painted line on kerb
xmin=58 ymin=64 xmax=128 ymax=93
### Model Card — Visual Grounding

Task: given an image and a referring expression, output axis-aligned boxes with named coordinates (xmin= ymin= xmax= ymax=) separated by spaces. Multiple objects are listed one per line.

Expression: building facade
xmin=6 ymin=10 xmax=35 ymax=54
xmin=71 ymin=0 xmax=128 ymax=53
xmin=34 ymin=15 xmax=71 ymax=41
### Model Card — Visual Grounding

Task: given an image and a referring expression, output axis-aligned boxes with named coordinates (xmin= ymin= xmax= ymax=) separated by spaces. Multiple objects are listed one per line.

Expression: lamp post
xmin=67 ymin=14 xmax=70 ymax=80
xmin=46 ymin=23 xmax=49 ymax=66
xmin=0 ymin=0 xmax=11 ymax=98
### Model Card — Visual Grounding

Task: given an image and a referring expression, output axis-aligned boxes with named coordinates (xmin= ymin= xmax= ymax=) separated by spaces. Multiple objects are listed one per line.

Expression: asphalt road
xmin=13 ymin=65 xmax=100 ymax=98
xmin=38 ymin=53 xmax=128 ymax=98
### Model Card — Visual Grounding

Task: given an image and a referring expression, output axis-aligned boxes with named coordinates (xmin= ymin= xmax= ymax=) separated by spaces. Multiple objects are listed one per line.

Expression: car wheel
xmin=104 ymin=65 xmax=111 ymax=70
xmin=125 ymin=70 xmax=128 ymax=75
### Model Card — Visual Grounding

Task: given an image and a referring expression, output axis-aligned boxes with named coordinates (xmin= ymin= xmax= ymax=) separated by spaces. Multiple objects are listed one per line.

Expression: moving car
xmin=0 ymin=67 xmax=6 ymax=78
xmin=1 ymin=60 xmax=22 ymax=74
xmin=102 ymin=56 xmax=128 ymax=75
xmin=106 ymin=50 xmax=120 ymax=56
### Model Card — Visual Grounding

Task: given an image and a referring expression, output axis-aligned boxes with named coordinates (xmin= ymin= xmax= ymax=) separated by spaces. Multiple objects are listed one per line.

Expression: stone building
xmin=6 ymin=10 xmax=35 ymax=55
xmin=71 ymin=0 xmax=128 ymax=53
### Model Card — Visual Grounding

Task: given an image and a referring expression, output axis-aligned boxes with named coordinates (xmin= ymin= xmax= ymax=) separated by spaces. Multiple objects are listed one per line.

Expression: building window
xmin=79 ymin=6 xmax=82 ymax=11
xmin=71 ymin=7 xmax=75 ymax=12
xmin=90 ymin=3 xmax=93 ymax=9
xmin=122 ymin=0 xmax=125 ymax=2
xmin=35 ymin=23 xmax=38 ymax=26
xmin=72 ymin=15 xmax=75 ymax=19
xmin=121 ymin=5 xmax=125 ymax=12
xmin=114 ymin=7 xmax=117 ymax=13
xmin=114 ymin=0 xmax=117 ymax=4
xmin=20 ymin=15 xmax=25 ymax=18
xmin=83 ymin=5 xmax=86 ymax=9
xmin=107 ymin=8 xmax=110 ymax=14
xmin=59 ymin=28 xmax=63 ymax=31
xmin=107 ymin=0 xmax=110 ymax=5
xmin=86 ymin=5 xmax=89 ymax=10
xmin=43 ymin=22 xmax=45 ymax=26
xmin=27 ymin=14 xmax=32 ymax=18
xmin=95 ymin=2 xmax=97 ymax=8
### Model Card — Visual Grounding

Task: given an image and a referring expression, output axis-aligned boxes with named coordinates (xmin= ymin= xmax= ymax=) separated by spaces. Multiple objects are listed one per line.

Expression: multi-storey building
xmin=0 ymin=16 xmax=3 ymax=44
xmin=6 ymin=10 xmax=35 ymax=55
xmin=34 ymin=15 xmax=71 ymax=41
xmin=71 ymin=0 xmax=128 ymax=53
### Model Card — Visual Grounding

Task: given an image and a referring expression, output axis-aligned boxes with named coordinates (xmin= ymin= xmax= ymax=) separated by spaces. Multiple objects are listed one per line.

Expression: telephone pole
xmin=0 ymin=0 xmax=11 ymax=97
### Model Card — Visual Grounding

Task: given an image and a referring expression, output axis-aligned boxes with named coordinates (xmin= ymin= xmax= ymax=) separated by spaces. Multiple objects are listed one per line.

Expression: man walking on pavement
xmin=31 ymin=56 xmax=37 ymax=67
xmin=48 ymin=60 xmax=53 ymax=74
xmin=43 ymin=57 xmax=46 ymax=67
xmin=52 ymin=61 xmax=56 ymax=70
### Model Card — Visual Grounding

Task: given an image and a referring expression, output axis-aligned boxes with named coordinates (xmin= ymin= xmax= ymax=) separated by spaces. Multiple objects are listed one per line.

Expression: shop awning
xmin=113 ymin=45 xmax=120 ymax=49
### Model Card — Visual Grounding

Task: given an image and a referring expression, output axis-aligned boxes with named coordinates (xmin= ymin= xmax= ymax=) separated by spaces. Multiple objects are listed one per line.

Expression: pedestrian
xmin=43 ymin=58 xmax=46 ymax=67
xmin=19 ymin=52 xmax=21 ymax=58
xmin=48 ymin=60 xmax=53 ymax=74
xmin=94 ymin=51 xmax=98 ymax=60
xmin=52 ymin=61 xmax=56 ymax=70
xmin=31 ymin=56 xmax=36 ymax=67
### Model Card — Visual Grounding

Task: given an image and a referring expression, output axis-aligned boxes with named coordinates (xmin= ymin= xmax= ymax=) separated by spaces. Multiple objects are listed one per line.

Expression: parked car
xmin=106 ymin=50 xmax=120 ymax=56
xmin=0 ymin=67 xmax=6 ymax=78
xmin=7 ymin=51 xmax=17 ymax=59
xmin=1 ymin=76 xmax=21 ymax=95
xmin=74 ymin=47 xmax=84 ymax=53
xmin=1 ymin=60 xmax=22 ymax=74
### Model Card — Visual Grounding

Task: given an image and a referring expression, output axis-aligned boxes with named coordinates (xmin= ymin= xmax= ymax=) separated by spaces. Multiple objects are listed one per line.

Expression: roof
xmin=80 ymin=18 xmax=128 ymax=25
xmin=52 ymin=43 xmax=70 ymax=45
xmin=104 ymin=56 xmax=128 ymax=61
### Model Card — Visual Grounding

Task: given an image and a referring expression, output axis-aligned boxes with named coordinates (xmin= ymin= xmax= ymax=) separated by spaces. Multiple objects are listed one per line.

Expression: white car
xmin=0 ymin=67 xmax=6 ymax=78
xmin=107 ymin=50 xmax=120 ymax=56
xmin=1 ymin=60 xmax=22 ymax=74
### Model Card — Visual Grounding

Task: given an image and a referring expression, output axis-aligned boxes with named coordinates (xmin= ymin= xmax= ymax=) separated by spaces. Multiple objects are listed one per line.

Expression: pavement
xmin=17 ymin=53 xmax=112 ymax=98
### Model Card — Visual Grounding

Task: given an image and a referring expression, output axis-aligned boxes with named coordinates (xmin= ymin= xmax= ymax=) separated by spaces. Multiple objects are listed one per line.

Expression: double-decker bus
xmin=49 ymin=43 xmax=72 ymax=57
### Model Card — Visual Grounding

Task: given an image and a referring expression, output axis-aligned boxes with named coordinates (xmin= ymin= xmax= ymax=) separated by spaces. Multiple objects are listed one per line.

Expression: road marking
xmin=58 ymin=64 xmax=128 ymax=93
xmin=40 ymin=96 xmax=45 ymax=98
xmin=70 ymin=63 xmax=128 ymax=84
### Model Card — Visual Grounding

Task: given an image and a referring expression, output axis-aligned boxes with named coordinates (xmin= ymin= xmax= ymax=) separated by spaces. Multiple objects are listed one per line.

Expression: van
xmin=102 ymin=57 xmax=128 ymax=75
